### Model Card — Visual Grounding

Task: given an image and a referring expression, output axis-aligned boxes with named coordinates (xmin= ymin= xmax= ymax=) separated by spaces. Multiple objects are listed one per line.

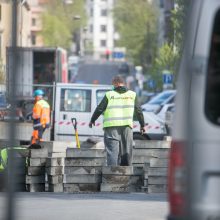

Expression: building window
xmin=100 ymin=40 xmax=106 ymax=47
xmin=90 ymin=24 xmax=93 ymax=33
xmin=90 ymin=8 xmax=93 ymax=16
xmin=101 ymin=9 xmax=107 ymax=16
xmin=31 ymin=34 xmax=36 ymax=45
xmin=100 ymin=25 xmax=107 ymax=32
xmin=32 ymin=18 xmax=36 ymax=26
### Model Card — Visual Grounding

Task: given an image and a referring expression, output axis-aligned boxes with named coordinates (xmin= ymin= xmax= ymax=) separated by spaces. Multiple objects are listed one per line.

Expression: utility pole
xmin=6 ymin=0 xmax=18 ymax=219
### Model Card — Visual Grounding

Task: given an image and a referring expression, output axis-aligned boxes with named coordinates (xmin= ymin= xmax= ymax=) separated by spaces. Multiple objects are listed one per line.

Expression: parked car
xmin=167 ymin=1 xmax=220 ymax=220
xmin=157 ymin=103 xmax=175 ymax=121
xmin=141 ymin=90 xmax=176 ymax=113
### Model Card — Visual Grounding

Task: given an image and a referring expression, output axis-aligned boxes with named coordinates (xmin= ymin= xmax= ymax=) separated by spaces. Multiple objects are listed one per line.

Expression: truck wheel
xmin=133 ymin=133 xmax=149 ymax=140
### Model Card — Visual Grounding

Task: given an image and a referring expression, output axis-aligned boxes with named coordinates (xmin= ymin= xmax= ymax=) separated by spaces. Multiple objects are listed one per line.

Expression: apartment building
xmin=85 ymin=0 xmax=117 ymax=60
xmin=0 ymin=0 xmax=31 ymax=73
xmin=28 ymin=0 xmax=46 ymax=47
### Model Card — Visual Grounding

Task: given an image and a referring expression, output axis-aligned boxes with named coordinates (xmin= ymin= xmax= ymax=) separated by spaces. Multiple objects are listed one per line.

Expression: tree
xmin=41 ymin=0 xmax=86 ymax=49
xmin=113 ymin=0 xmax=159 ymax=69
xmin=172 ymin=0 xmax=190 ymax=56
xmin=151 ymin=43 xmax=178 ymax=90
xmin=0 ymin=59 xmax=5 ymax=84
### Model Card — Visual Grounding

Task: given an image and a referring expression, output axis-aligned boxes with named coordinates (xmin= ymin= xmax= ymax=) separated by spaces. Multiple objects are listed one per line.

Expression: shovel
xmin=71 ymin=118 xmax=80 ymax=148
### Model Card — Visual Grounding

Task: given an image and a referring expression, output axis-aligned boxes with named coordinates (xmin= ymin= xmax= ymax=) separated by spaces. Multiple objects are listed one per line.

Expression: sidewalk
xmin=0 ymin=192 xmax=168 ymax=220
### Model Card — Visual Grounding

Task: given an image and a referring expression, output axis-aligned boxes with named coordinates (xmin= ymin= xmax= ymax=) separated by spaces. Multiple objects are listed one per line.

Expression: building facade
xmin=85 ymin=0 xmax=117 ymax=60
xmin=0 ymin=0 xmax=31 ymax=80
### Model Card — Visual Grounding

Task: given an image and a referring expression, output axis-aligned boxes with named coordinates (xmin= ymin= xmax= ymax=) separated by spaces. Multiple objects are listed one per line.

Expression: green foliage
xmin=113 ymin=0 xmax=159 ymax=68
xmin=151 ymin=43 xmax=178 ymax=90
xmin=41 ymin=0 xmax=86 ymax=49
xmin=171 ymin=0 xmax=190 ymax=55
xmin=0 ymin=59 xmax=5 ymax=83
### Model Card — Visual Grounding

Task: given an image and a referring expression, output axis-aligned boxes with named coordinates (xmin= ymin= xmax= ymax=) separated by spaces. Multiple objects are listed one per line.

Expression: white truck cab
xmin=53 ymin=83 xmax=167 ymax=141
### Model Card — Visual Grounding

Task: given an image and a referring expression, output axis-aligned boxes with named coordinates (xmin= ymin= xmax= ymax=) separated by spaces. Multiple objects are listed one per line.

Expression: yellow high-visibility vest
xmin=103 ymin=90 xmax=136 ymax=128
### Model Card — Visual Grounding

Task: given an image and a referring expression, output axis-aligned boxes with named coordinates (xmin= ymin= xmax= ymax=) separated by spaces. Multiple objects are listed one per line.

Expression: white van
xmin=168 ymin=1 xmax=220 ymax=220
xmin=53 ymin=83 xmax=167 ymax=141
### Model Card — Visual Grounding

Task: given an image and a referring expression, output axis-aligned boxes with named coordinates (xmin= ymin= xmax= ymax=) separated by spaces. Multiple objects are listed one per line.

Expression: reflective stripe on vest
xmin=103 ymin=90 xmax=136 ymax=128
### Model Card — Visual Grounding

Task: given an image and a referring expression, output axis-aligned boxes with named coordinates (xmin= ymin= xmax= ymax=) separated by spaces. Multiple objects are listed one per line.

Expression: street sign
xmin=162 ymin=70 xmax=173 ymax=89
xmin=163 ymin=71 xmax=173 ymax=84
xmin=112 ymin=51 xmax=125 ymax=59
xmin=148 ymin=79 xmax=156 ymax=89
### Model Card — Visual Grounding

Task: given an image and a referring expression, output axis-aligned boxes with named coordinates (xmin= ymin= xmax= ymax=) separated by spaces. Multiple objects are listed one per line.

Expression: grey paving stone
xmin=27 ymin=166 xmax=45 ymax=175
xmin=134 ymin=140 xmax=171 ymax=149
xmin=148 ymin=168 xmax=168 ymax=176
xmin=46 ymin=158 xmax=64 ymax=167
xmin=150 ymin=158 xmax=168 ymax=168
xmin=132 ymin=156 xmax=150 ymax=164
xmin=26 ymin=175 xmax=45 ymax=184
xmin=48 ymin=183 xmax=63 ymax=192
xmin=102 ymin=175 xmax=143 ymax=185
xmin=102 ymin=166 xmax=133 ymax=175
xmin=30 ymin=148 xmax=48 ymax=158
xmin=148 ymin=184 xmax=167 ymax=193
xmin=65 ymin=158 xmax=106 ymax=167
xmin=26 ymin=183 xmax=45 ymax=192
xmin=133 ymin=149 xmax=169 ymax=159
xmin=64 ymin=166 xmax=102 ymax=175
xmin=46 ymin=166 xmax=64 ymax=175
xmin=66 ymin=148 xmax=106 ymax=158
xmin=48 ymin=175 xmax=63 ymax=184
xmin=100 ymin=183 xmax=141 ymax=193
xmin=48 ymin=152 xmax=66 ymax=158
xmin=148 ymin=176 xmax=167 ymax=185
xmin=63 ymin=183 xmax=100 ymax=192
xmin=28 ymin=158 xmax=47 ymax=166
xmin=64 ymin=174 xmax=102 ymax=184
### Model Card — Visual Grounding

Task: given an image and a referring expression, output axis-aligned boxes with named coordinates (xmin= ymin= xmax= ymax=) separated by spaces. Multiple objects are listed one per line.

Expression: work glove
xmin=89 ymin=121 xmax=95 ymax=128
xmin=140 ymin=127 xmax=145 ymax=135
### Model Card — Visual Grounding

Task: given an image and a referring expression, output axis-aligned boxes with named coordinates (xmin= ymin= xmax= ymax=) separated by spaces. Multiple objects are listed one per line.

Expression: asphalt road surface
xmin=0 ymin=193 xmax=168 ymax=220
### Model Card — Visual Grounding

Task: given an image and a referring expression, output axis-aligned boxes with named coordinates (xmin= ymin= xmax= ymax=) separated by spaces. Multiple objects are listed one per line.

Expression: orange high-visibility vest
xmin=33 ymin=99 xmax=50 ymax=128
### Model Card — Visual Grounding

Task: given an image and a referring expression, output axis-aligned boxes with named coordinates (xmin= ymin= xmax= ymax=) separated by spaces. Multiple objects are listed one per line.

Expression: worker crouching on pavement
xmin=31 ymin=89 xmax=50 ymax=145
xmin=89 ymin=75 xmax=145 ymax=166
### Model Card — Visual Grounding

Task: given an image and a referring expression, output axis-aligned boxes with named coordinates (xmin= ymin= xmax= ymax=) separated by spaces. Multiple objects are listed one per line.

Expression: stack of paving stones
xmin=41 ymin=141 xmax=73 ymax=192
xmin=46 ymin=157 xmax=64 ymax=192
xmin=63 ymin=147 xmax=107 ymax=193
xmin=100 ymin=166 xmax=143 ymax=193
xmin=133 ymin=139 xmax=171 ymax=193
xmin=13 ymin=152 xmax=28 ymax=192
xmin=26 ymin=148 xmax=48 ymax=192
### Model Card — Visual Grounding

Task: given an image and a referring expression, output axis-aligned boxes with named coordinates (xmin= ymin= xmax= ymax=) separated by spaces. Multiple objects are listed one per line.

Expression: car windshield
xmin=148 ymin=91 xmax=175 ymax=105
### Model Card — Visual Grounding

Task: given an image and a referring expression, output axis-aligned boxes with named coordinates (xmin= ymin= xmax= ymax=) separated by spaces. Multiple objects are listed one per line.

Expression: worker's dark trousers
xmin=104 ymin=126 xmax=133 ymax=166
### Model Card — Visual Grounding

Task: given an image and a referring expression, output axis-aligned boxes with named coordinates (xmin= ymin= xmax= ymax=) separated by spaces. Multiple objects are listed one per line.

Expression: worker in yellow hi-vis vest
xmin=89 ymin=75 xmax=145 ymax=166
